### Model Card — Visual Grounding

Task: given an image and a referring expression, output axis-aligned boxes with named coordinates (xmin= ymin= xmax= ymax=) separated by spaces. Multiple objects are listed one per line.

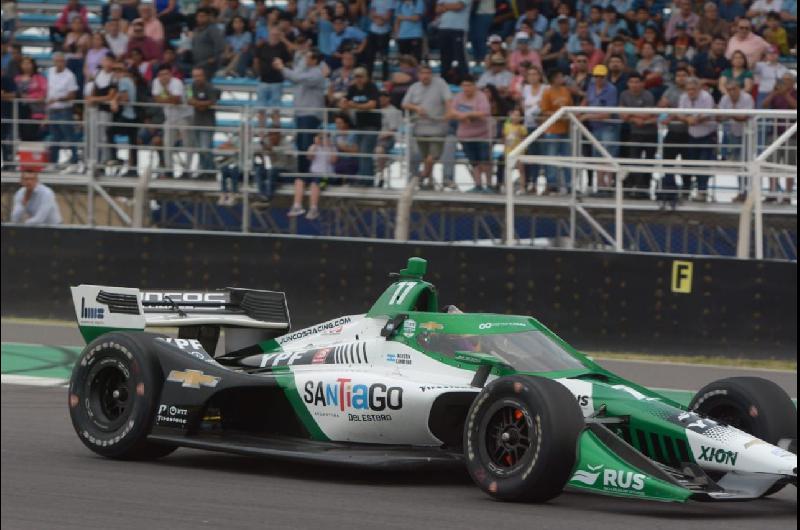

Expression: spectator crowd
xmin=1 ymin=0 xmax=797 ymax=213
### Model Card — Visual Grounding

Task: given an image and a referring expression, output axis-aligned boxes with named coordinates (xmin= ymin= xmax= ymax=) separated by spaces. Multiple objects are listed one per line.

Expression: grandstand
xmin=1 ymin=0 xmax=797 ymax=260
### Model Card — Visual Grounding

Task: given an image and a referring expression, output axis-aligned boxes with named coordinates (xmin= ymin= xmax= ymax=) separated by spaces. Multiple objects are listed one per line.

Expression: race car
xmin=67 ymin=257 xmax=797 ymax=503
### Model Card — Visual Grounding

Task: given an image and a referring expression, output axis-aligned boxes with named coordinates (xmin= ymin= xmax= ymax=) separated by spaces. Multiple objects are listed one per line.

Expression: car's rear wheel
xmin=463 ymin=375 xmax=584 ymax=502
xmin=69 ymin=332 xmax=176 ymax=460
xmin=689 ymin=376 xmax=796 ymax=496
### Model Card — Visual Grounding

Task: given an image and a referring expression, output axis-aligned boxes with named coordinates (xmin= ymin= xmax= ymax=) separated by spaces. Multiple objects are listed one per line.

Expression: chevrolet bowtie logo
xmin=167 ymin=369 xmax=221 ymax=389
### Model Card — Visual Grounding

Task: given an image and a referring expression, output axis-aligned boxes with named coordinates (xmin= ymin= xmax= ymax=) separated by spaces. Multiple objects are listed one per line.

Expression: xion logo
xmin=80 ymin=297 xmax=105 ymax=320
xmin=699 ymin=446 xmax=738 ymax=466
xmin=167 ymin=369 xmax=220 ymax=389
xmin=303 ymin=379 xmax=403 ymax=412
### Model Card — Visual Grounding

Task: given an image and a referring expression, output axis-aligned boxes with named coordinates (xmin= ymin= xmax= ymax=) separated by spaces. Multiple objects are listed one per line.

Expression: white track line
xmin=1 ymin=374 xmax=68 ymax=387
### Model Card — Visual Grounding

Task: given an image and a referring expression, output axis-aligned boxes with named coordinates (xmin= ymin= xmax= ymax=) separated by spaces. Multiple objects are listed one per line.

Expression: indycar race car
xmin=68 ymin=258 xmax=797 ymax=503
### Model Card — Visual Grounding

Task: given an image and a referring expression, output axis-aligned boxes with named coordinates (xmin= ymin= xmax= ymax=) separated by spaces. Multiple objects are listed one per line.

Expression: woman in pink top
xmin=447 ymin=75 xmax=493 ymax=193
xmin=14 ymin=57 xmax=47 ymax=140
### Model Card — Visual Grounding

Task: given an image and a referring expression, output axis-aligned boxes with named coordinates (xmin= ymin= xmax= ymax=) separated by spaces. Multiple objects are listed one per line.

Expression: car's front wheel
xmin=68 ymin=332 xmax=176 ymax=460
xmin=463 ymin=375 xmax=584 ymax=502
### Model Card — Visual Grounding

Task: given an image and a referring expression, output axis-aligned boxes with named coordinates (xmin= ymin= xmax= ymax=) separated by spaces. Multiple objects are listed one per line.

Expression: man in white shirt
xmin=678 ymin=77 xmax=717 ymax=202
xmin=104 ymin=19 xmax=129 ymax=59
xmin=11 ymin=172 xmax=63 ymax=225
xmin=718 ymin=79 xmax=754 ymax=201
xmin=151 ymin=64 xmax=190 ymax=177
xmin=46 ymin=52 xmax=80 ymax=171
xmin=754 ymin=46 xmax=790 ymax=107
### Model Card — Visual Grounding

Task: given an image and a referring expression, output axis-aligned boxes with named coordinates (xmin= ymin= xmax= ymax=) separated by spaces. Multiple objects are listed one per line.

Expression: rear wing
xmin=71 ymin=285 xmax=291 ymax=343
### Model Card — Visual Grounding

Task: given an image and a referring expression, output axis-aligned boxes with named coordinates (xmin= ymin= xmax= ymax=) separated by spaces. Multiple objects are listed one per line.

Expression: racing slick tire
xmin=463 ymin=375 xmax=584 ymax=502
xmin=689 ymin=376 xmax=797 ymax=496
xmin=68 ymin=332 xmax=177 ymax=460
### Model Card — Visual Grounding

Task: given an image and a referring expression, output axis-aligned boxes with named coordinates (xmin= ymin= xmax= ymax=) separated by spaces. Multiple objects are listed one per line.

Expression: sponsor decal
xmin=260 ymin=351 xmax=308 ymax=368
xmin=80 ymin=297 xmax=105 ymax=321
xmin=347 ymin=413 xmax=393 ymax=422
xmin=419 ymin=322 xmax=444 ymax=331
xmin=478 ymin=322 xmax=528 ymax=330
xmin=157 ymin=337 xmax=213 ymax=362
xmin=303 ymin=379 xmax=403 ymax=413
xmin=386 ymin=352 xmax=412 ymax=366
xmin=571 ymin=464 xmax=646 ymax=492
xmin=166 ymin=369 xmax=220 ymax=389
xmin=260 ymin=343 xmax=367 ymax=368
xmin=744 ymin=438 xmax=767 ymax=449
xmin=698 ymin=446 xmax=738 ymax=466
xmin=771 ymin=447 xmax=795 ymax=458
xmin=156 ymin=404 xmax=189 ymax=426
xmin=674 ymin=411 xmax=719 ymax=433
xmin=277 ymin=317 xmax=352 ymax=345
xmin=141 ymin=291 xmax=226 ymax=304
xmin=321 ymin=326 xmax=345 ymax=335
xmin=388 ymin=281 xmax=416 ymax=305
xmin=312 ymin=348 xmax=330 ymax=364
xmin=418 ymin=384 xmax=475 ymax=393
xmin=402 ymin=319 xmax=417 ymax=338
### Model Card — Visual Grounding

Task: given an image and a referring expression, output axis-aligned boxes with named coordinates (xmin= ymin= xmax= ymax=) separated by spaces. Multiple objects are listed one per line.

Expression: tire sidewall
xmin=69 ymin=334 xmax=162 ymax=458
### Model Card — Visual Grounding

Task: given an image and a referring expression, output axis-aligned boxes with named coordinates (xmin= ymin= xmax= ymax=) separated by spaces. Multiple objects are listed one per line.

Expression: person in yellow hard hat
xmin=577 ymin=63 xmax=619 ymax=195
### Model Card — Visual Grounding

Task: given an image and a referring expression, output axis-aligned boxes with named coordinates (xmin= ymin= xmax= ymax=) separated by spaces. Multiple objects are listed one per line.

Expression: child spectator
xmin=754 ymin=46 xmax=790 ymax=107
xmin=447 ymin=75 xmax=492 ymax=193
xmin=501 ymin=107 xmax=527 ymax=192
xmin=763 ymin=11 xmax=790 ymax=55
xmin=289 ymin=133 xmax=332 ymax=219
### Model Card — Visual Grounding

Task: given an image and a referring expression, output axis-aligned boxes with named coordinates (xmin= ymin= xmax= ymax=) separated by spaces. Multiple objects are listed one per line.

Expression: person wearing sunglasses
xmin=725 ymin=19 xmax=771 ymax=67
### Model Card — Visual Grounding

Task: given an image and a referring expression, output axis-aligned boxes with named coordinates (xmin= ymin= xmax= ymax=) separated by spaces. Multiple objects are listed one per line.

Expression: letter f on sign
xmin=671 ymin=260 xmax=693 ymax=294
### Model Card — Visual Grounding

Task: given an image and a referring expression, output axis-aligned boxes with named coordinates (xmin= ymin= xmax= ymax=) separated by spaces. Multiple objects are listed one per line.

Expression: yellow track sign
xmin=671 ymin=261 xmax=693 ymax=294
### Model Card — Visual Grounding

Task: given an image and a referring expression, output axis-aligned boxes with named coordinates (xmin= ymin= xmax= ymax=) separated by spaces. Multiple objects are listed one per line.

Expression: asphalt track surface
xmin=2 ymin=321 xmax=797 ymax=530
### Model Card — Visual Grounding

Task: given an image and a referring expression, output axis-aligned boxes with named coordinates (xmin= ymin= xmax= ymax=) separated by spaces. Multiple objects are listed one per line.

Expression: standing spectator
xmin=2 ymin=0 xmax=17 ymax=42
xmin=579 ymin=64 xmax=619 ymax=193
xmin=328 ymin=16 xmax=366 ymax=67
xmin=327 ymin=50 xmax=356 ymax=107
xmin=580 ymin=38 xmax=606 ymax=71
xmin=218 ymin=0 xmax=250 ymax=27
xmin=191 ymin=7 xmax=226 ymax=80
xmin=500 ymin=107 xmax=527 ymax=191
xmin=607 ymin=55 xmax=629 ymax=95
xmin=763 ymin=11 xmax=790 ymax=55
xmin=539 ymin=69 xmax=573 ymax=193
xmin=718 ymin=78 xmax=754 ymax=201
xmin=469 ymin=0 xmax=495 ymax=63
xmin=658 ymin=67 xmax=690 ymax=205
xmin=362 ymin=0 xmax=392 ymax=81
xmin=541 ymin=15 xmax=571 ymax=73
xmin=747 ymin=0 xmax=785 ymax=29
xmin=132 ymin=3 xmax=165 ymax=48
xmin=478 ymin=54 xmax=514 ymax=99
xmin=155 ymin=0 xmax=185 ymax=39
xmin=394 ymin=0 xmax=424 ymax=61
xmin=678 ymin=77 xmax=716 ymax=202
xmin=63 ymin=16 xmax=91 ymax=87
xmin=86 ymin=55 xmax=117 ymax=166
xmin=127 ymin=19 xmax=162 ymax=61
xmin=11 ymin=172 xmax=62 ymax=225
xmin=331 ymin=112 xmax=359 ymax=177
xmin=290 ymin=132 xmax=332 ymax=219
xmin=84 ymin=32 xmax=111 ymax=82
xmin=566 ymin=52 xmax=590 ymax=100
xmin=106 ymin=3 xmax=131 ymax=34
xmin=726 ymin=19 xmax=770 ymax=67
xmin=436 ymin=0 xmax=471 ymax=81
xmin=46 ymin=53 xmax=79 ymax=171
xmin=151 ymin=64 xmax=189 ymax=177
xmin=108 ymin=59 xmax=138 ymax=176
xmin=664 ymin=0 xmax=699 ymax=41
xmin=51 ymin=0 xmax=89 ymax=48
xmin=619 ymin=73 xmax=657 ymax=198
xmin=719 ymin=50 xmax=754 ymax=97
xmin=186 ymin=67 xmax=218 ymax=179
xmin=447 ymin=75 xmax=492 ymax=193
xmin=387 ymin=54 xmax=418 ymax=108
xmin=221 ymin=16 xmax=253 ymax=77
xmin=508 ymin=32 xmax=542 ymax=74
xmin=272 ymin=50 xmax=327 ymax=176
xmin=519 ymin=66 xmax=547 ymax=191
xmin=401 ymin=64 xmax=452 ymax=188
xmin=341 ymin=67 xmax=380 ymax=181
xmin=754 ymin=46 xmax=790 ymax=107
xmin=762 ymin=72 xmax=796 ymax=202
xmin=14 ymin=57 xmax=47 ymax=141
xmin=780 ymin=0 xmax=797 ymax=47
xmin=636 ymin=41 xmax=669 ymax=90
xmin=692 ymin=35 xmax=730 ymax=101
xmin=255 ymin=28 xmax=291 ymax=126
xmin=694 ymin=1 xmax=729 ymax=52
xmin=2 ymin=43 xmax=22 ymax=79
xmin=375 ymin=90 xmax=402 ymax=184
xmin=259 ymin=128 xmax=296 ymax=196
xmin=105 ymin=19 xmax=129 ymax=59
xmin=717 ymin=0 xmax=746 ymax=22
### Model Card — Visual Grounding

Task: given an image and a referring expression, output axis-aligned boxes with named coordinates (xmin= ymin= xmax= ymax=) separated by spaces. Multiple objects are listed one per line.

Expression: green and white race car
xmin=68 ymin=258 xmax=797 ymax=503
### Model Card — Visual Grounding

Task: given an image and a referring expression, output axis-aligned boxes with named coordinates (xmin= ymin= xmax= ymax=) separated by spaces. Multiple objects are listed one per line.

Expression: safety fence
xmin=1 ymin=99 xmax=797 ymax=259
